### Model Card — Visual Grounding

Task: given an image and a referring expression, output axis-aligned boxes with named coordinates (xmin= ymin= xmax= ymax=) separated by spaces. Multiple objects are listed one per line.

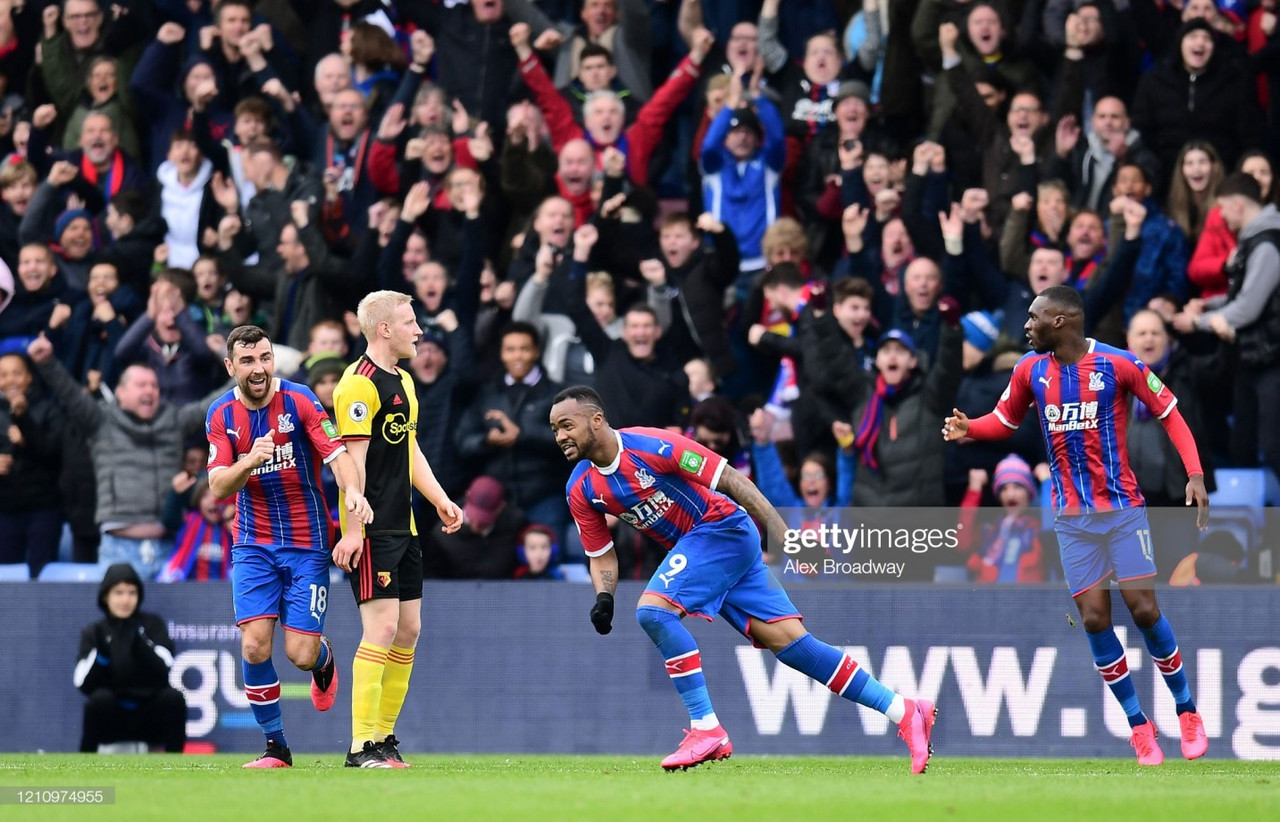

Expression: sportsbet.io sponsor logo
xmin=1043 ymin=400 xmax=1099 ymax=433
xmin=382 ymin=412 xmax=417 ymax=444
xmin=679 ymin=450 xmax=705 ymax=475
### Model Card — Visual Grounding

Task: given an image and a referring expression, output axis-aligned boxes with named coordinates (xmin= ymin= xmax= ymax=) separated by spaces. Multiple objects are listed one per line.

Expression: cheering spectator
xmin=0 ymin=351 xmax=64 ymax=578
xmin=114 ymin=277 xmax=220 ymax=406
xmin=157 ymin=480 xmax=234 ymax=583
xmin=1131 ymin=19 xmax=1261 ymax=176
xmin=513 ymin=21 xmax=713 ymax=186
xmin=956 ymin=457 xmax=1048 ymax=584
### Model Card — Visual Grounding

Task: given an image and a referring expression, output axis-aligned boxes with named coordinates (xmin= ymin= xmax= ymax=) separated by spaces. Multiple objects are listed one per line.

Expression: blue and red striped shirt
xmin=990 ymin=339 xmax=1178 ymax=515
xmin=205 ymin=379 xmax=344 ymax=550
xmin=157 ymin=512 xmax=235 ymax=582
xmin=566 ymin=428 xmax=740 ymax=557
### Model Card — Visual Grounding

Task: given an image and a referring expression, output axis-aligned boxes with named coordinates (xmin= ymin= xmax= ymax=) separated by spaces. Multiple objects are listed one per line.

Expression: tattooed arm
xmin=717 ymin=464 xmax=788 ymax=553
xmin=590 ymin=549 xmax=619 ymax=596
xmin=588 ymin=548 xmax=619 ymax=634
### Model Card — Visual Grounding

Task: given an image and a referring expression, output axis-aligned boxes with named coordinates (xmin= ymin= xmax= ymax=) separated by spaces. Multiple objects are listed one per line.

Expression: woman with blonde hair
xmin=762 ymin=217 xmax=825 ymax=281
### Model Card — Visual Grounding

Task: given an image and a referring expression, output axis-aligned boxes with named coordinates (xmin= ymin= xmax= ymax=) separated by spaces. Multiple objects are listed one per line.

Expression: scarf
xmin=853 ymin=374 xmax=907 ymax=471
xmin=555 ymin=175 xmax=596 ymax=227
xmin=1029 ymin=228 xmax=1062 ymax=249
xmin=1068 ymin=251 xmax=1105 ymax=290
xmin=80 ymin=150 xmax=125 ymax=199
xmin=325 ymin=129 xmax=371 ymax=193
xmin=981 ymin=514 xmax=1040 ymax=583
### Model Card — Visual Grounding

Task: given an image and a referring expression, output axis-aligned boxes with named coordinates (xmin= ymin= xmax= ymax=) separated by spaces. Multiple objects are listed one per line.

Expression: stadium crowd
xmin=0 ymin=0 xmax=1273 ymax=586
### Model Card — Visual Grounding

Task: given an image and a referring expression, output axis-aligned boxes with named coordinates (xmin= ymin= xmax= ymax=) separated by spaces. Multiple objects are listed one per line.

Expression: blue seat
xmin=559 ymin=563 xmax=592 ymax=584
xmin=0 ymin=564 xmax=29 ymax=581
xmin=933 ymin=565 xmax=969 ymax=584
xmin=1208 ymin=469 xmax=1269 ymax=508
xmin=37 ymin=563 xmax=105 ymax=582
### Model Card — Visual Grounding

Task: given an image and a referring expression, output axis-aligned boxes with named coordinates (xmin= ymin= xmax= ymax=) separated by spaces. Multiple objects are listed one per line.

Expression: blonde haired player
xmin=332 ymin=290 xmax=462 ymax=767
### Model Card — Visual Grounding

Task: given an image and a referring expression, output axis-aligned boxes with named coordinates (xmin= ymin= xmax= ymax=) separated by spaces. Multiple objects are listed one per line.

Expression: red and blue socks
xmin=312 ymin=636 xmax=334 ymax=691
xmin=637 ymin=606 xmax=718 ymax=730
xmin=777 ymin=634 xmax=902 ymax=719
xmin=1088 ymin=627 xmax=1147 ymax=727
xmin=243 ymin=658 xmax=287 ymax=748
xmin=1141 ymin=615 xmax=1196 ymax=714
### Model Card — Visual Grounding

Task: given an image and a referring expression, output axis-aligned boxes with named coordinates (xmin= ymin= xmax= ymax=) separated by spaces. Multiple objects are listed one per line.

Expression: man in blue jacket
xmin=699 ymin=83 xmax=786 ymax=280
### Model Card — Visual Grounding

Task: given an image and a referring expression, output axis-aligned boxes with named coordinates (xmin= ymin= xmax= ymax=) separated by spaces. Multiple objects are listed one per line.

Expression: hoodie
xmin=1204 ymin=203 xmax=1280 ymax=331
xmin=1130 ymin=19 xmax=1262 ymax=174
xmin=74 ymin=563 xmax=176 ymax=700
xmin=158 ymin=158 xmax=215 ymax=269
xmin=130 ymin=43 xmax=231 ymax=172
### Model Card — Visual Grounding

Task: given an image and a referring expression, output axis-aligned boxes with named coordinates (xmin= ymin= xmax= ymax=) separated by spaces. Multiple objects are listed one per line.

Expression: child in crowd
xmin=514 ymin=524 xmax=564 ymax=580
xmin=956 ymin=454 xmax=1048 ymax=584
xmin=157 ymin=479 xmax=234 ymax=583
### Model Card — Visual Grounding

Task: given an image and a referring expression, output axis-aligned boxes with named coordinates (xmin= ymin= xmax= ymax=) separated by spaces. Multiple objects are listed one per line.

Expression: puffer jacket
xmin=36 ymin=356 xmax=207 ymax=527
xmin=849 ymin=323 xmax=964 ymax=507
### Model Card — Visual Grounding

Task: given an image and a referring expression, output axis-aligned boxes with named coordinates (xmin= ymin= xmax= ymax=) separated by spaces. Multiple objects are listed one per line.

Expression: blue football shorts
xmin=231 ymin=544 xmax=332 ymax=634
xmin=1054 ymin=506 xmax=1159 ymax=596
xmin=643 ymin=510 xmax=802 ymax=643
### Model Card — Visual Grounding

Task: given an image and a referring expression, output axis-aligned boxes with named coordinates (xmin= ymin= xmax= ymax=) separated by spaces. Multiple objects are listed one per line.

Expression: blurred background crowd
xmin=0 ymin=0 xmax=1274 ymax=587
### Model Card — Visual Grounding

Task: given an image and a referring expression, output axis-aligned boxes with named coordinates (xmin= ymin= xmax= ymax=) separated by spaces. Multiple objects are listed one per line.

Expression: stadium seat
xmin=559 ymin=563 xmax=592 ymax=583
xmin=0 ymin=564 xmax=29 ymax=581
xmin=1208 ymin=469 xmax=1269 ymax=508
xmin=537 ymin=314 xmax=580 ymax=385
xmin=37 ymin=563 xmax=105 ymax=582
xmin=933 ymin=565 xmax=969 ymax=584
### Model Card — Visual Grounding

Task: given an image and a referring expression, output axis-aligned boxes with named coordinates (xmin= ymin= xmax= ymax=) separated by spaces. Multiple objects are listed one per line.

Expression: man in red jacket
xmin=511 ymin=23 xmax=715 ymax=186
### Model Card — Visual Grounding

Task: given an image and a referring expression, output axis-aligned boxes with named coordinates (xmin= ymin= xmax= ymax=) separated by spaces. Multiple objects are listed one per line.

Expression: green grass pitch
xmin=1 ymin=754 xmax=1276 ymax=821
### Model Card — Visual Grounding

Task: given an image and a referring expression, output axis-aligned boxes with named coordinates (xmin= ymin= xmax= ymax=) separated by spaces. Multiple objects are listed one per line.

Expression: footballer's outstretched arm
xmin=717 ymin=464 xmax=788 ymax=552
xmin=412 ymin=439 xmax=462 ymax=531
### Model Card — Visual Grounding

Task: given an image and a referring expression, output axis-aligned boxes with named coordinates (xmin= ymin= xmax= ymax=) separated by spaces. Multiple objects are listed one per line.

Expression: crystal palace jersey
xmin=206 ymin=379 xmax=345 ymax=550
xmin=566 ymin=427 xmax=742 ymax=557
xmin=991 ymin=339 xmax=1177 ymax=515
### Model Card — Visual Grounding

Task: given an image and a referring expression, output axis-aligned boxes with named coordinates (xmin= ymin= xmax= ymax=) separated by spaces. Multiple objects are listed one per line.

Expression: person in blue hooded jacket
xmin=1110 ymin=161 xmax=1189 ymax=323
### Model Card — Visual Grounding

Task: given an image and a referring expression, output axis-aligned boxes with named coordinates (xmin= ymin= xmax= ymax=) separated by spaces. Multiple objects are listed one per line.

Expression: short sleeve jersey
xmin=205 ymin=379 xmax=344 ymax=549
xmin=332 ymin=356 xmax=419 ymax=536
xmin=565 ymin=427 xmax=741 ymax=557
xmin=991 ymin=339 xmax=1178 ymax=515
